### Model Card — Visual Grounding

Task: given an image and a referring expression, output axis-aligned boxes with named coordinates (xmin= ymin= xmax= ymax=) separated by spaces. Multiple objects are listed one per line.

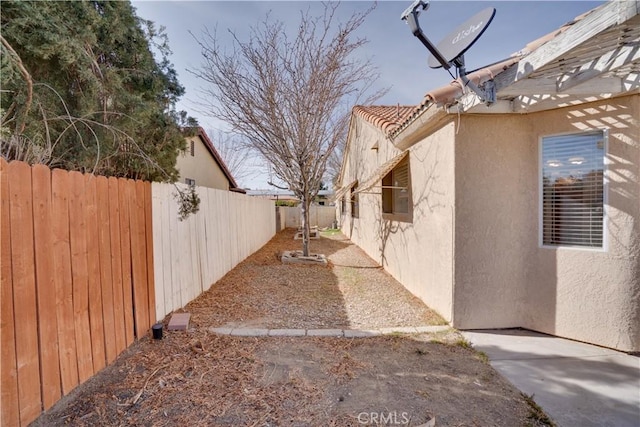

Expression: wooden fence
xmin=280 ymin=205 xmax=337 ymax=229
xmin=1 ymin=159 xmax=155 ymax=427
xmin=152 ymin=183 xmax=276 ymax=321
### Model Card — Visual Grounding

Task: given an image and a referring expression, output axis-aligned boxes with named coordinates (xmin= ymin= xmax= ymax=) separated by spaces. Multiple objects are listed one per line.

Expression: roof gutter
xmin=390 ymin=101 xmax=452 ymax=151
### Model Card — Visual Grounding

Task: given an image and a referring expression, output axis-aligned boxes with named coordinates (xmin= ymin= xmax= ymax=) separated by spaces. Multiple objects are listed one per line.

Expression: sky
xmin=131 ymin=0 xmax=604 ymax=189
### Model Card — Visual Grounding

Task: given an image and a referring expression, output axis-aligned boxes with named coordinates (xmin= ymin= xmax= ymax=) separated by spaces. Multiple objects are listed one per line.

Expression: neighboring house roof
xmin=187 ymin=127 xmax=246 ymax=193
xmin=351 ymin=1 xmax=639 ymax=143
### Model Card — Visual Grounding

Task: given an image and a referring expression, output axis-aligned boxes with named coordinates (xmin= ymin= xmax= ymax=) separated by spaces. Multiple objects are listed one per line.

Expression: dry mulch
xmin=33 ymin=229 xmax=552 ymax=426
xmin=187 ymin=229 xmax=445 ymax=330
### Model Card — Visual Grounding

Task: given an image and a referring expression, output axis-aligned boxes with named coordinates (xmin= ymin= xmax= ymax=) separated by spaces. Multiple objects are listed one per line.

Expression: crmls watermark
xmin=357 ymin=411 xmax=410 ymax=425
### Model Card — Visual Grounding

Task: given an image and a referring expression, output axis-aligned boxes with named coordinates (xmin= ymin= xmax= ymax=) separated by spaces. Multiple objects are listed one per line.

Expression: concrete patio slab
xmin=462 ymin=329 xmax=640 ymax=427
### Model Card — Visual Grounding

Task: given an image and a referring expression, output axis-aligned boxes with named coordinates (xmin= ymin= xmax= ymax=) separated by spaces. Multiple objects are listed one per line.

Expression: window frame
xmin=381 ymin=156 xmax=412 ymax=223
xmin=350 ymin=181 xmax=359 ymax=219
xmin=538 ymin=129 xmax=608 ymax=251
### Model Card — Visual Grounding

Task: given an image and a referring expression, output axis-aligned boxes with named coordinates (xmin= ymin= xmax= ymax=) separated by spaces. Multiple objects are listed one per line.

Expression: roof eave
xmin=390 ymin=102 xmax=451 ymax=151
xmin=193 ymin=127 xmax=241 ymax=190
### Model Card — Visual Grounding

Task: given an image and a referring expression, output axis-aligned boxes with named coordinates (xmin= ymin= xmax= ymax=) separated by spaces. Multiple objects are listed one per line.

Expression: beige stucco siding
xmin=453 ymin=114 xmax=536 ymax=329
xmin=453 ymin=94 xmax=639 ymax=351
xmin=522 ymin=95 xmax=640 ymax=352
xmin=341 ymin=116 xmax=456 ymax=322
xmin=342 ymin=94 xmax=638 ymax=351
xmin=176 ymin=135 xmax=230 ymax=190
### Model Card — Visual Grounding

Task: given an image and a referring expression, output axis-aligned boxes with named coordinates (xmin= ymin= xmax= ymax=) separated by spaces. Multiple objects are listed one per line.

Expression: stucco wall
xmin=176 ymin=135 xmax=230 ymax=190
xmin=341 ymin=116 xmax=456 ymax=322
xmin=453 ymin=94 xmax=639 ymax=352
xmin=522 ymin=95 xmax=639 ymax=352
xmin=453 ymin=114 xmax=536 ymax=329
xmin=342 ymin=95 xmax=638 ymax=351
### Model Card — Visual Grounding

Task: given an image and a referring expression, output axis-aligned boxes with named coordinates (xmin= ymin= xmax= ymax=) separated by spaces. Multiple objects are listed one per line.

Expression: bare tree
xmin=191 ymin=3 xmax=384 ymax=256
xmin=207 ymin=128 xmax=258 ymax=187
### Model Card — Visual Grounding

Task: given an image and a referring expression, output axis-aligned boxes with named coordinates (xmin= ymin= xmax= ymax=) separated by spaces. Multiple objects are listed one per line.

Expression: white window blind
xmin=541 ymin=131 xmax=605 ymax=248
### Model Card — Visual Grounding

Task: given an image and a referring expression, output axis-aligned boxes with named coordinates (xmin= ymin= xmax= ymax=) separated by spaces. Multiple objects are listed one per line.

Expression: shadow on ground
xmin=186 ymin=228 xmax=442 ymax=330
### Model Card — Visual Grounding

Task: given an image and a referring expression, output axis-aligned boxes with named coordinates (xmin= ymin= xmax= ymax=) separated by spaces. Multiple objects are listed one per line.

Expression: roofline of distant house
xmin=184 ymin=127 xmax=246 ymax=193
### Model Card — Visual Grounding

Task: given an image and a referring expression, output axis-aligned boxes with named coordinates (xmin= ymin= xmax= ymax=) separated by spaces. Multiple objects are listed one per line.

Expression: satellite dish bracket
xmin=401 ymin=1 xmax=496 ymax=106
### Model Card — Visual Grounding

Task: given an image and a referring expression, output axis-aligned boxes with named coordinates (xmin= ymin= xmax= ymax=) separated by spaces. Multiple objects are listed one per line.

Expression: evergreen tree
xmin=1 ymin=0 xmax=194 ymax=181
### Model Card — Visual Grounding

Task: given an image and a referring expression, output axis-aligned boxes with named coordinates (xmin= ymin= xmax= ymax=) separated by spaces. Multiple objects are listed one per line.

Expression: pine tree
xmin=1 ymin=0 xmax=194 ymax=181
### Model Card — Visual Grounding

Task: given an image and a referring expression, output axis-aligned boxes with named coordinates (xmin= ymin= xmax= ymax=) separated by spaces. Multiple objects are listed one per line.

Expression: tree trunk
xmin=300 ymin=195 xmax=311 ymax=256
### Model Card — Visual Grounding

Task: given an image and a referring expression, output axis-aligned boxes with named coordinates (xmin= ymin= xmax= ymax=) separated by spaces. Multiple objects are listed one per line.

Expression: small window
xmin=341 ymin=197 xmax=347 ymax=216
xmin=382 ymin=156 xmax=411 ymax=221
xmin=185 ymin=178 xmax=196 ymax=187
xmin=541 ymin=130 xmax=605 ymax=248
xmin=350 ymin=181 xmax=359 ymax=218
xmin=190 ymin=140 xmax=195 ymax=156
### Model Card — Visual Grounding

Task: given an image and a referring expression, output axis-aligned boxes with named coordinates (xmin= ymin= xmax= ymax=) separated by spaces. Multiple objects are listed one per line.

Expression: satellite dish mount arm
xmin=401 ymin=1 xmax=496 ymax=106
xmin=452 ymin=56 xmax=496 ymax=106
xmin=401 ymin=1 xmax=450 ymax=70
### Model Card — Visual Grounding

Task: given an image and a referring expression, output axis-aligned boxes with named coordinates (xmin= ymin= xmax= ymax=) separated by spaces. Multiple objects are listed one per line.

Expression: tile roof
xmin=352 ymin=105 xmax=418 ymax=135
xmin=354 ymin=3 xmax=603 ymax=140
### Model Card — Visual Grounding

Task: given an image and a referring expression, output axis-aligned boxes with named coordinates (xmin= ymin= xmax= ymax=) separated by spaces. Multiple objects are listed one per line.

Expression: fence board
xmin=51 ymin=169 xmax=79 ymax=395
xmin=197 ymin=191 xmax=211 ymax=290
xmin=108 ymin=178 xmax=126 ymax=354
xmin=164 ymin=185 xmax=175 ymax=319
xmin=0 ymin=158 xmax=20 ymax=427
xmin=97 ymin=177 xmax=117 ymax=363
xmin=118 ymin=179 xmax=135 ymax=344
xmin=32 ymin=164 xmax=62 ymax=410
xmin=130 ymin=180 xmax=150 ymax=338
xmin=189 ymin=208 xmax=200 ymax=302
xmin=68 ymin=171 xmax=93 ymax=383
xmin=144 ymin=183 xmax=156 ymax=326
xmin=8 ymin=161 xmax=41 ymax=425
xmin=166 ymin=187 xmax=178 ymax=313
xmin=151 ymin=184 xmax=166 ymax=321
xmin=84 ymin=175 xmax=106 ymax=373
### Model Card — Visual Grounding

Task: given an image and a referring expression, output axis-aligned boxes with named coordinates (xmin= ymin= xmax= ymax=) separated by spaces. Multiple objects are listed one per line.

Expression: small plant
xmin=275 ymin=200 xmax=298 ymax=207
xmin=321 ymin=228 xmax=340 ymax=236
xmin=455 ymin=337 xmax=473 ymax=350
xmin=522 ymin=393 xmax=556 ymax=426
xmin=476 ymin=350 xmax=490 ymax=364
xmin=175 ymin=185 xmax=201 ymax=221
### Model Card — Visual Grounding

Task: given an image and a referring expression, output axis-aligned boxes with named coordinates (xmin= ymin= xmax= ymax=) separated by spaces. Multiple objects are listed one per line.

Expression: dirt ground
xmin=33 ymin=230 xmax=552 ymax=426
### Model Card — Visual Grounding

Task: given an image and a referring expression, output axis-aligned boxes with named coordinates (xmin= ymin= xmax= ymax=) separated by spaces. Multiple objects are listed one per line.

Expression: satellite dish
xmin=427 ymin=8 xmax=496 ymax=69
xmin=401 ymin=1 xmax=498 ymax=105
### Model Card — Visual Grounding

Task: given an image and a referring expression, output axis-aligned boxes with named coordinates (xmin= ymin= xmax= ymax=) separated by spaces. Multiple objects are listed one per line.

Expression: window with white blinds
xmin=541 ymin=131 xmax=605 ymax=248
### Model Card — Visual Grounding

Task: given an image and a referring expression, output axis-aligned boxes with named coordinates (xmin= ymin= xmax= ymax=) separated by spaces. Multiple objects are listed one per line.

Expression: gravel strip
xmin=186 ymin=229 xmax=445 ymax=330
